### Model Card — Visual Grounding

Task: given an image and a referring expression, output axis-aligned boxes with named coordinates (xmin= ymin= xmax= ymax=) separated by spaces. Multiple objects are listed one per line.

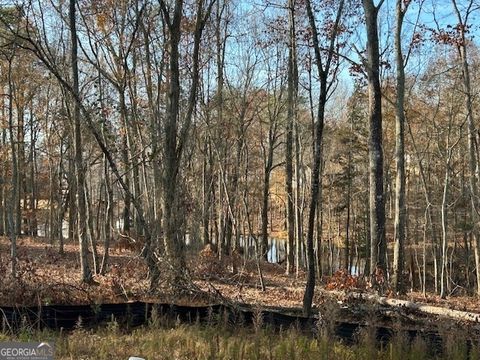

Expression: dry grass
xmin=0 ymin=318 xmax=477 ymax=360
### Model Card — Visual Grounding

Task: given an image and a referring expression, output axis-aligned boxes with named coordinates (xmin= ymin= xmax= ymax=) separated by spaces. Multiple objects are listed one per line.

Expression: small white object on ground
xmin=128 ymin=357 xmax=145 ymax=360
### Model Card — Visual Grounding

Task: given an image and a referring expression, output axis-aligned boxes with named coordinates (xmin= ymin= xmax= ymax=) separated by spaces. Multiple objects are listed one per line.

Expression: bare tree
xmin=69 ymin=0 xmax=92 ymax=283
xmin=302 ymin=0 xmax=345 ymax=316
xmin=451 ymin=0 xmax=480 ymax=296
xmin=392 ymin=0 xmax=409 ymax=294
xmin=285 ymin=0 xmax=298 ymax=275
xmin=362 ymin=0 xmax=386 ymax=278
xmin=158 ymin=0 xmax=215 ymax=285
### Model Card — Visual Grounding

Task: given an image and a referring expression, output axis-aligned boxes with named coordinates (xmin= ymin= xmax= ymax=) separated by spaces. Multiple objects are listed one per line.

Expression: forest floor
xmin=0 ymin=236 xmax=479 ymax=322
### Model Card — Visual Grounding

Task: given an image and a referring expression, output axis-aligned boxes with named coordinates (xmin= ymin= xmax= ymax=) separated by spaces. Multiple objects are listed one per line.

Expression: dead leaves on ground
xmin=325 ymin=269 xmax=366 ymax=291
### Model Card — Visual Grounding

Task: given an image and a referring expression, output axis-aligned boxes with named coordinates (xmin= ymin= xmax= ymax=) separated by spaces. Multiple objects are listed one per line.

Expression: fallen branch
xmin=328 ymin=290 xmax=480 ymax=323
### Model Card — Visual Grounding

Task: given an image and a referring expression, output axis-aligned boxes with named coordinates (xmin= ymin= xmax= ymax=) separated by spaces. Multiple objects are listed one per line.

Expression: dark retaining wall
xmin=0 ymin=301 xmax=454 ymax=354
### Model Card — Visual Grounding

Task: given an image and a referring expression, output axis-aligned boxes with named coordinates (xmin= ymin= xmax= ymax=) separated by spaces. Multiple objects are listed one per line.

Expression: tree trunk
xmin=68 ymin=153 xmax=76 ymax=244
xmin=119 ymin=89 xmax=131 ymax=235
xmin=100 ymin=155 xmax=113 ymax=275
xmin=202 ymin=137 xmax=212 ymax=246
xmin=440 ymin=143 xmax=456 ymax=298
xmin=141 ymin=15 xmax=164 ymax=242
xmin=0 ymin=94 xmax=6 ymax=236
xmin=451 ymin=0 xmax=480 ymax=297
xmin=16 ymin=106 xmax=24 ymax=236
xmin=28 ymin=104 xmax=38 ymax=237
xmin=261 ymin=167 xmax=271 ymax=261
xmin=294 ymin=118 xmax=303 ymax=276
xmin=160 ymin=0 xmax=213 ymax=284
xmin=363 ymin=0 xmax=386 ymax=276
xmin=7 ymin=57 xmax=18 ymax=278
xmin=70 ymin=0 xmax=92 ymax=283
xmin=392 ymin=0 xmax=408 ymax=294
xmin=302 ymin=0 xmax=344 ymax=316
xmin=58 ymin=143 xmax=65 ymax=255
xmin=285 ymin=0 xmax=297 ymax=275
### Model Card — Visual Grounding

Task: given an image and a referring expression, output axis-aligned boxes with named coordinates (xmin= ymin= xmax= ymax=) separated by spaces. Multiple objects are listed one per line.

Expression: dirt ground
xmin=0 ymin=236 xmax=479 ymax=320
